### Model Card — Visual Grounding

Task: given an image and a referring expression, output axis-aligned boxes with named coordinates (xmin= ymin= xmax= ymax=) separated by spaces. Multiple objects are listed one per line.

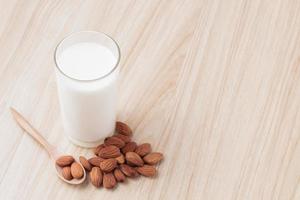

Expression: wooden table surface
xmin=1 ymin=0 xmax=300 ymax=199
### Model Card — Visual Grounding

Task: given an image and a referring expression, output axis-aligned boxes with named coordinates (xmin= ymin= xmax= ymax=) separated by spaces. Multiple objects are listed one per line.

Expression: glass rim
xmin=54 ymin=31 xmax=121 ymax=82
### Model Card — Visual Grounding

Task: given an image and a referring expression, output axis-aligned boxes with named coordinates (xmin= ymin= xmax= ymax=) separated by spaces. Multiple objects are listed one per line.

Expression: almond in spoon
xmin=62 ymin=166 xmax=73 ymax=180
xmin=56 ymin=155 xmax=74 ymax=167
xmin=70 ymin=162 xmax=84 ymax=179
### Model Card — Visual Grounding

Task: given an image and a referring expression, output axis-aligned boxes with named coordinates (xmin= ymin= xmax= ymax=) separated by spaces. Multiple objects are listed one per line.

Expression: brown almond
xmin=143 ymin=152 xmax=164 ymax=165
xmin=115 ymin=154 xmax=125 ymax=164
xmin=88 ymin=157 xmax=105 ymax=166
xmin=104 ymin=136 xmax=125 ymax=148
xmin=136 ymin=165 xmax=157 ymax=177
xmin=94 ymin=144 xmax=106 ymax=156
xmin=114 ymin=168 xmax=126 ymax=182
xmin=89 ymin=167 xmax=103 ymax=187
xmin=116 ymin=121 xmax=132 ymax=136
xmin=100 ymin=159 xmax=117 ymax=172
xmin=114 ymin=133 xmax=131 ymax=143
xmin=99 ymin=145 xmax=121 ymax=159
xmin=135 ymin=143 xmax=152 ymax=157
xmin=119 ymin=164 xmax=137 ymax=177
xmin=62 ymin=166 xmax=73 ymax=180
xmin=121 ymin=142 xmax=137 ymax=154
xmin=125 ymin=152 xmax=144 ymax=167
xmin=70 ymin=162 xmax=84 ymax=179
xmin=79 ymin=156 xmax=92 ymax=171
xmin=132 ymin=168 xmax=139 ymax=177
xmin=103 ymin=173 xmax=117 ymax=189
xmin=56 ymin=155 xmax=74 ymax=167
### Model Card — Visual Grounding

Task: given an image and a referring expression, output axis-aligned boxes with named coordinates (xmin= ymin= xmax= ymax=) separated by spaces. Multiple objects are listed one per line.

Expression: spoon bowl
xmin=54 ymin=161 xmax=86 ymax=185
xmin=10 ymin=107 xmax=86 ymax=185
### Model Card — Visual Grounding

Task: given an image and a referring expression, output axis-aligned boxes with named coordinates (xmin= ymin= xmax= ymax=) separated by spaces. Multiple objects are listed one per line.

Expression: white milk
xmin=58 ymin=43 xmax=116 ymax=80
xmin=55 ymin=32 xmax=119 ymax=147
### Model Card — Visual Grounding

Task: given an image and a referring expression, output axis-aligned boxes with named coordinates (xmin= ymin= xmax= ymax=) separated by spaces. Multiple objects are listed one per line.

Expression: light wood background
xmin=0 ymin=0 xmax=300 ymax=199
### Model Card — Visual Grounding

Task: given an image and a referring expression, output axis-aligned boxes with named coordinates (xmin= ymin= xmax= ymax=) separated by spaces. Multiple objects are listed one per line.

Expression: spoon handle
xmin=10 ymin=107 xmax=56 ymax=157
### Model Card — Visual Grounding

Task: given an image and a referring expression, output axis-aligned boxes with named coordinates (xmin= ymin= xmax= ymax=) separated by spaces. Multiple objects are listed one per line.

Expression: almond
xmin=115 ymin=154 xmax=125 ymax=164
xmin=104 ymin=136 xmax=125 ymax=148
xmin=99 ymin=145 xmax=121 ymax=159
xmin=70 ymin=162 xmax=84 ymax=179
xmin=119 ymin=164 xmax=137 ymax=177
xmin=143 ymin=152 xmax=163 ymax=165
xmin=125 ymin=152 xmax=144 ymax=167
xmin=79 ymin=156 xmax=92 ymax=171
xmin=121 ymin=142 xmax=137 ymax=154
xmin=136 ymin=165 xmax=157 ymax=177
xmin=133 ymin=169 xmax=139 ymax=177
xmin=100 ymin=159 xmax=117 ymax=172
xmin=114 ymin=133 xmax=131 ymax=143
xmin=62 ymin=166 xmax=73 ymax=180
xmin=56 ymin=155 xmax=74 ymax=167
xmin=94 ymin=144 xmax=106 ymax=156
xmin=114 ymin=168 xmax=126 ymax=182
xmin=116 ymin=121 xmax=132 ymax=136
xmin=88 ymin=157 xmax=105 ymax=166
xmin=90 ymin=167 xmax=102 ymax=188
xmin=103 ymin=173 xmax=117 ymax=189
xmin=135 ymin=143 xmax=152 ymax=157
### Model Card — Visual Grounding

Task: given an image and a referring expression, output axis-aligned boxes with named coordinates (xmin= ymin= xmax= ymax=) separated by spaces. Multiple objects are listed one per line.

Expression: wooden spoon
xmin=10 ymin=107 xmax=86 ymax=185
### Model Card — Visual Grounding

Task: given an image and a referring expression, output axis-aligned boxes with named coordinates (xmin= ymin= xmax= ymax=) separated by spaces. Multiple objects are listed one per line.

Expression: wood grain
xmin=0 ymin=0 xmax=300 ymax=199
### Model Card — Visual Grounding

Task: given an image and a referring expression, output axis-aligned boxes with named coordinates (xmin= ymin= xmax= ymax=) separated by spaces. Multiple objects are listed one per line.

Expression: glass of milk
xmin=54 ymin=31 xmax=120 ymax=147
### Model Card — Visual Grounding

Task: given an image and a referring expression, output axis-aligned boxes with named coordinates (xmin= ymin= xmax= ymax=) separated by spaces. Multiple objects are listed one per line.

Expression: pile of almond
xmin=56 ymin=121 xmax=164 ymax=189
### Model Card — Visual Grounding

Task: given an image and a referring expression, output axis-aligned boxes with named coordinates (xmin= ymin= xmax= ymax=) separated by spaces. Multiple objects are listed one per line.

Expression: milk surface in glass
xmin=54 ymin=32 xmax=119 ymax=147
